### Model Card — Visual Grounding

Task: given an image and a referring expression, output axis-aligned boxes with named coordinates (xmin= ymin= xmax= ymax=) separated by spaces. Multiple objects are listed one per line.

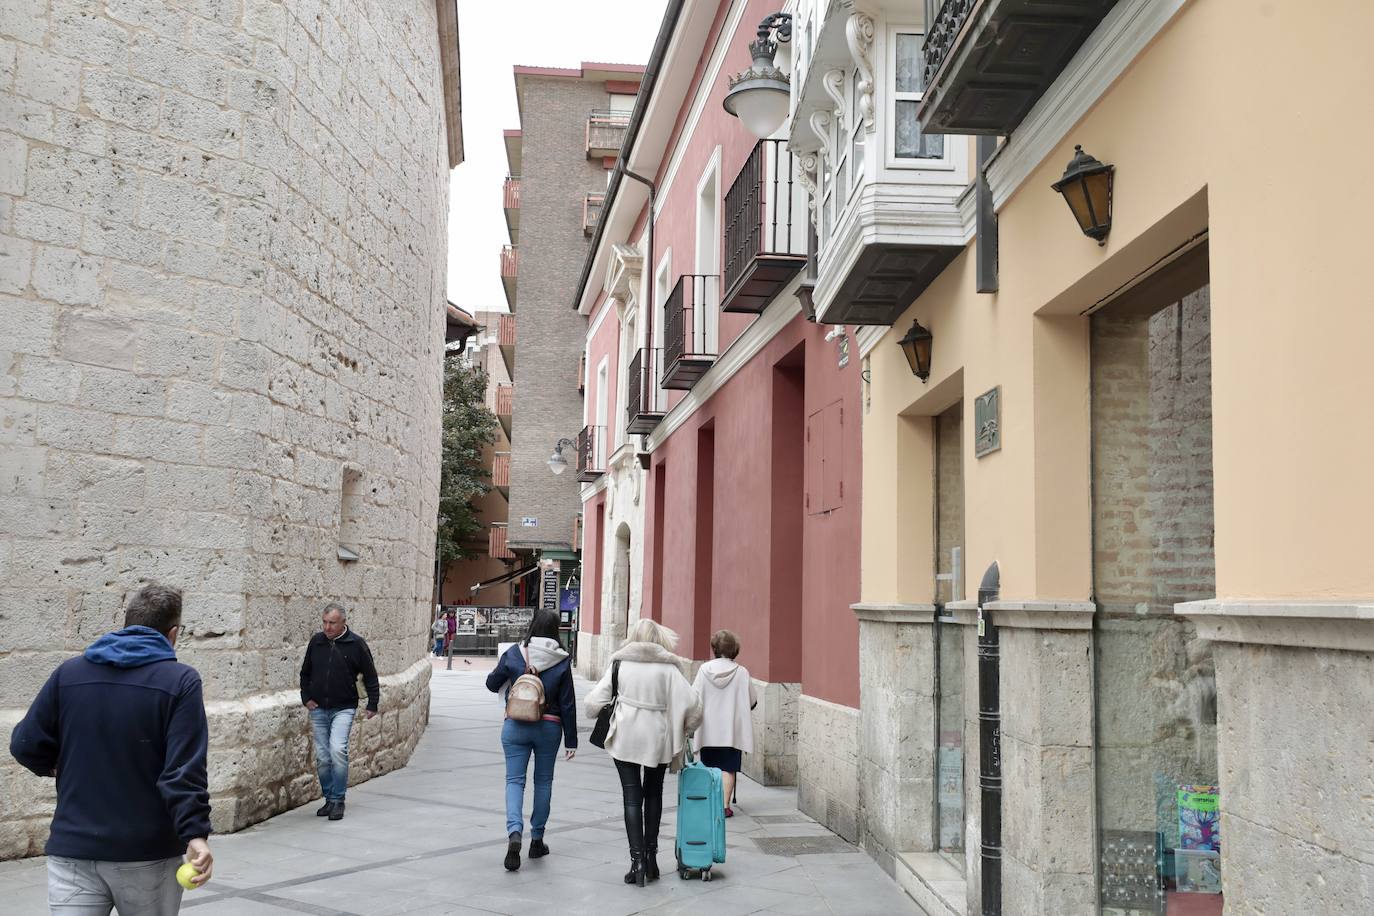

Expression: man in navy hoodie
xmin=10 ymin=583 xmax=213 ymax=914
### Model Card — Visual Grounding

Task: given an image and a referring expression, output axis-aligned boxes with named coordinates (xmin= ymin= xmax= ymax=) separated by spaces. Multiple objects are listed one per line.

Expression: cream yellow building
xmin=768 ymin=0 xmax=1373 ymax=913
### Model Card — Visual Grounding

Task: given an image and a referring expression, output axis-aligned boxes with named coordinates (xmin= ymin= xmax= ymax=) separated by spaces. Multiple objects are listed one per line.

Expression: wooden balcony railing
xmin=500 ymin=245 xmax=518 ymax=278
xmin=662 ymin=274 xmax=719 ymax=390
xmin=723 ymin=139 xmax=807 ymax=313
xmin=586 ymin=109 xmax=631 ymax=157
xmin=626 ymin=347 xmax=665 ymax=434
xmin=489 ymin=523 xmax=515 ymax=559
xmin=583 ymin=192 xmax=605 ymax=235
xmin=503 ymin=175 xmax=521 ymax=210
xmin=498 ymin=313 xmax=516 ymax=347
xmin=495 ymin=383 xmax=513 ymax=416
xmin=576 ymin=425 xmax=606 ymax=482
xmin=492 ymin=451 xmax=510 ymax=490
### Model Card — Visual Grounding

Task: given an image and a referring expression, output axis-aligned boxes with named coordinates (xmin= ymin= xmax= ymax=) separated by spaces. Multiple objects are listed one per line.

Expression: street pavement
xmin=0 ymin=665 xmax=926 ymax=915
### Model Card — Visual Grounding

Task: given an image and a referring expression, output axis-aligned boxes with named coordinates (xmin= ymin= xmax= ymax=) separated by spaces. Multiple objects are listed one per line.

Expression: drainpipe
xmin=977 ymin=561 xmax=1002 ymax=916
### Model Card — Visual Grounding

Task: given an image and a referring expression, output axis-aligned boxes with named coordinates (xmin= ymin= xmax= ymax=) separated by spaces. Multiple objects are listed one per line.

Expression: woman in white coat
xmin=692 ymin=629 xmax=757 ymax=817
xmin=585 ymin=618 xmax=703 ymax=887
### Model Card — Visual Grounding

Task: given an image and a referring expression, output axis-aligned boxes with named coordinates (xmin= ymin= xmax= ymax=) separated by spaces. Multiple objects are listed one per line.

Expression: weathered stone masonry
xmin=0 ymin=0 xmax=451 ymax=857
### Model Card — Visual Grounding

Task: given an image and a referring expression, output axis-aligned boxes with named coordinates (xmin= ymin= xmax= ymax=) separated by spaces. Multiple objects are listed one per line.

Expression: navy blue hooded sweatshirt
xmin=9 ymin=626 xmax=212 ymax=861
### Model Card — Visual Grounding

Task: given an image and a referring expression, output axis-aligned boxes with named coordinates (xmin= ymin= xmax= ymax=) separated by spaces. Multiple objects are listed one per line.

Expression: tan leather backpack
xmin=505 ymin=648 xmax=545 ymax=722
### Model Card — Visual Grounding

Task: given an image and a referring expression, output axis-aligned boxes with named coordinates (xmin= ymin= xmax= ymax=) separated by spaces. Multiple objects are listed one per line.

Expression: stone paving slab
xmin=0 ymin=670 xmax=926 ymax=915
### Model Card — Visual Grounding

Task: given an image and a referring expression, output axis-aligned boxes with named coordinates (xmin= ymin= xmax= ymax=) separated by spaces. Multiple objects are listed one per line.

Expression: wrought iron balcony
xmin=576 ymin=425 xmax=606 ymax=482
xmin=500 ymin=245 xmax=517 ymax=309
xmin=503 ymin=175 xmax=520 ymax=241
xmin=586 ymin=109 xmax=631 ymax=158
xmin=919 ymin=0 xmax=1120 ymax=136
xmin=723 ymin=140 xmax=807 ymax=314
xmin=662 ymin=274 xmax=720 ymax=390
xmin=626 ymin=348 xmax=665 ymax=435
xmin=583 ymin=192 xmax=605 ymax=236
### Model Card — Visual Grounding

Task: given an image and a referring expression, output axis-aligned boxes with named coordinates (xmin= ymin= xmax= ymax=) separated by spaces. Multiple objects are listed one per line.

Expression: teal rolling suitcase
xmin=675 ymin=740 xmax=726 ymax=880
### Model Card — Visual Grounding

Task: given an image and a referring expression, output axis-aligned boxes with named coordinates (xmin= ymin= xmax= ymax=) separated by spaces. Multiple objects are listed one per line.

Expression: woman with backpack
xmin=584 ymin=618 xmax=702 ymax=887
xmin=485 ymin=609 xmax=577 ymax=872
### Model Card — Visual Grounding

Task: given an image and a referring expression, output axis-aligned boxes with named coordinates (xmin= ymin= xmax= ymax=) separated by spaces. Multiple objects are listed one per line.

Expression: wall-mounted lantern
xmin=1050 ymin=144 xmax=1115 ymax=246
xmin=897 ymin=319 xmax=933 ymax=382
xmin=547 ymin=437 xmax=575 ymax=475
xmin=722 ymin=12 xmax=793 ymax=139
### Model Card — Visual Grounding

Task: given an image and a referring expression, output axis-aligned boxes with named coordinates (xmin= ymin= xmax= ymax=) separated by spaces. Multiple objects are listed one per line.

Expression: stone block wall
xmin=798 ymin=693 xmax=859 ymax=842
xmin=0 ymin=0 xmax=448 ymax=857
xmin=1213 ymin=641 xmax=1374 ymax=913
xmin=744 ymin=678 xmax=798 ymax=786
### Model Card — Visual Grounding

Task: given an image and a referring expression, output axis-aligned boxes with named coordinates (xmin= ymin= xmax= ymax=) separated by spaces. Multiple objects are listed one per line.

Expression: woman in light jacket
xmin=692 ymin=629 xmax=757 ymax=817
xmin=485 ymin=609 xmax=577 ymax=872
xmin=585 ymin=618 xmax=703 ymax=887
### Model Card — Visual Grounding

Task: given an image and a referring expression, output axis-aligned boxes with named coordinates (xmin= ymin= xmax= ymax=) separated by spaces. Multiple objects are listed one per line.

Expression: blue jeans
xmin=502 ymin=718 xmax=562 ymax=838
xmin=310 ymin=706 xmax=356 ymax=802
xmin=434 ymin=636 xmax=444 ymax=656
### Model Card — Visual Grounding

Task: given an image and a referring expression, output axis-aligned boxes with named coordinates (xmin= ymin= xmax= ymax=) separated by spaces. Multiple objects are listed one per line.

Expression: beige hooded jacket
xmin=585 ymin=641 xmax=703 ymax=772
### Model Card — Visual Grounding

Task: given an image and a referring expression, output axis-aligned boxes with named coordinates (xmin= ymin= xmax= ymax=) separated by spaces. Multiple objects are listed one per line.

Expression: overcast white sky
xmin=446 ymin=0 xmax=669 ymax=311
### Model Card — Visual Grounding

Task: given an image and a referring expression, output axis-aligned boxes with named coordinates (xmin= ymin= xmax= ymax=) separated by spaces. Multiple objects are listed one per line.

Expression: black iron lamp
xmin=547 ymin=437 xmax=575 ymax=476
xmin=1051 ymin=145 xmax=1114 ymax=245
xmin=723 ymin=12 xmax=792 ymax=139
xmin=897 ymin=319 xmax=934 ymax=382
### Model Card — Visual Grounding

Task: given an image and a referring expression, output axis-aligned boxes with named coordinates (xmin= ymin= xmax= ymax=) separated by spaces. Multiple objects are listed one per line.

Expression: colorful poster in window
xmin=1178 ymin=785 xmax=1220 ymax=852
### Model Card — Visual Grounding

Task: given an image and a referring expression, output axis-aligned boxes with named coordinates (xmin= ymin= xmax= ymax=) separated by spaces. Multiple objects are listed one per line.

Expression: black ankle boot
xmin=643 ymin=844 xmax=659 ymax=881
xmin=622 ymin=804 xmax=646 ymax=887
xmin=504 ymin=831 xmax=521 ymax=871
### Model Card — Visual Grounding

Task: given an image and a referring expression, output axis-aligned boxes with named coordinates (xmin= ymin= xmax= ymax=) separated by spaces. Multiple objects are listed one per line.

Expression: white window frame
xmin=886 ymin=26 xmax=955 ymax=171
xmin=694 ymin=148 xmax=722 ymax=356
xmin=595 ymin=356 xmax=610 ymax=453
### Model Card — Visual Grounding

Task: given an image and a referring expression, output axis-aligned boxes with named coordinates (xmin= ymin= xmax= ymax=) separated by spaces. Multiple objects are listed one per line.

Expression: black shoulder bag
xmin=588 ymin=660 xmax=620 ymax=749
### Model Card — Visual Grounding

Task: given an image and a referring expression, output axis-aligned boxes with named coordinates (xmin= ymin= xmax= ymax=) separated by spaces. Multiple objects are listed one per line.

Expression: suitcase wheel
xmin=701 ymin=868 xmax=712 ymax=882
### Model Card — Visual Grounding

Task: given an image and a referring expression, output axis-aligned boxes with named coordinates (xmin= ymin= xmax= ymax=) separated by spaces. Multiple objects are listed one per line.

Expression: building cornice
xmin=986 ymin=600 xmax=1096 ymax=630
xmin=646 ymin=284 xmax=802 ymax=451
xmin=985 ymin=0 xmax=1189 ymax=211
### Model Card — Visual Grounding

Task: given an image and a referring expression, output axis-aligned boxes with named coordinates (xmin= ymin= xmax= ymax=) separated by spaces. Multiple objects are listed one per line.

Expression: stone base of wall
xmin=797 ymin=693 xmax=860 ymax=842
xmin=575 ymin=630 xmax=609 ymax=682
xmin=0 ymin=660 xmax=430 ymax=859
xmin=743 ymin=680 xmax=799 ymax=787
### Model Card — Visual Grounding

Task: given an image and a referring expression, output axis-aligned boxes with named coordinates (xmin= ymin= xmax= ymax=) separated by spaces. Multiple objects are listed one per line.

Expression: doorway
xmin=933 ymin=404 xmax=965 ymax=871
xmin=1091 ymin=242 xmax=1219 ymax=916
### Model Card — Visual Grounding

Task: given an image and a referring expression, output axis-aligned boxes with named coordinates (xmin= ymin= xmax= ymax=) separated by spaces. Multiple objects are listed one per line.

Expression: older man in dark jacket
xmin=10 ymin=583 xmax=213 ymax=914
xmin=299 ymin=602 xmax=380 ymax=821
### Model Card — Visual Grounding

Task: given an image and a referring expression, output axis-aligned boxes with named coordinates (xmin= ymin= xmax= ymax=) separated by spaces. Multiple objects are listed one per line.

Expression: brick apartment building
xmin=501 ymin=62 xmax=644 ymax=612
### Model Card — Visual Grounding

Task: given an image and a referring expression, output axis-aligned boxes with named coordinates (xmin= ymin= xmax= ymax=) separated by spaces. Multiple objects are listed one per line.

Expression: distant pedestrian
xmin=299 ymin=602 xmax=379 ymax=821
xmin=692 ymin=629 xmax=758 ymax=817
xmin=585 ymin=619 xmax=702 ymax=887
xmin=485 ymin=608 xmax=577 ymax=871
xmin=446 ymin=610 xmax=457 ymax=653
xmin=10 ymin=584 xmax=213 ymax=914
xmin=432 ymin=614 xmax=447 ymax=656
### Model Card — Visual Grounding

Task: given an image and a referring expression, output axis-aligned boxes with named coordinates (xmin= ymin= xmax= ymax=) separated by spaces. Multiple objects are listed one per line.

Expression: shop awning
xmin=468 ymin=564 xmax=536 ymax=595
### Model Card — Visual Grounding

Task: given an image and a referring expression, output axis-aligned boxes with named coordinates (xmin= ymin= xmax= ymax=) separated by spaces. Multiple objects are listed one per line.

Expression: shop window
xmin=805 ymin=400 xmax=844 ymax=515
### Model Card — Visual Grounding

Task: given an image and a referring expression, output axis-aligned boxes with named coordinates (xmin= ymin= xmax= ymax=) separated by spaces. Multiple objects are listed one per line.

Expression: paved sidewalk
xmin=0 ymin=669 xmax=926 ymax=915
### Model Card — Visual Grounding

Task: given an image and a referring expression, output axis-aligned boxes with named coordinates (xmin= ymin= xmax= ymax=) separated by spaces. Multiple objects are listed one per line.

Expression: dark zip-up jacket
xmin=9 ymin=627 xmax=211 ymax=861
xmin=299 ymin=628 xmax=380 ymax=711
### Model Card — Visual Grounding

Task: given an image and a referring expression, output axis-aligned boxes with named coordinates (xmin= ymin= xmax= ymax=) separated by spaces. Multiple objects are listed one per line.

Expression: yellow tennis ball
xmin=176 ymin=862 xmax=204 ymax=891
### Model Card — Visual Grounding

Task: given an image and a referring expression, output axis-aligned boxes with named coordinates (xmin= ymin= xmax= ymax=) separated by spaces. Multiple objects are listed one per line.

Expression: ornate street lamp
xmin=1050 ymin=144 xmax=1115 ymax=246
xmin=547 ymin=437 xmax=575 ymax=475
xmin=897 ymin=319 xmax=934 ymax=382
xmin=722 ymin=12 xmax=793 ymax=139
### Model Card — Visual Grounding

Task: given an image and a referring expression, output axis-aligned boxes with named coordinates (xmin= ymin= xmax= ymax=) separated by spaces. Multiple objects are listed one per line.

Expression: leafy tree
xmin=435 ymin=353 xmax=499 ymax=595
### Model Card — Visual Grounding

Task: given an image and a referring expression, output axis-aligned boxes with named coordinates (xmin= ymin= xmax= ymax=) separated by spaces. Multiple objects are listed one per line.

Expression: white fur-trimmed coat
xmin=585 ymin=641 xmax=704 ymax=772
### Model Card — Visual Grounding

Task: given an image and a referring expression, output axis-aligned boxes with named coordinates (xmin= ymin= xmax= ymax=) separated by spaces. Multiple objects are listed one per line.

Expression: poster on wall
xmin=1178 ymin=785 xmax=1220 ymax=851
xmin=456 ymin=608 xmax=477 ymax=635
xmin=540 ymin=560 xmax=560 ymax=610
